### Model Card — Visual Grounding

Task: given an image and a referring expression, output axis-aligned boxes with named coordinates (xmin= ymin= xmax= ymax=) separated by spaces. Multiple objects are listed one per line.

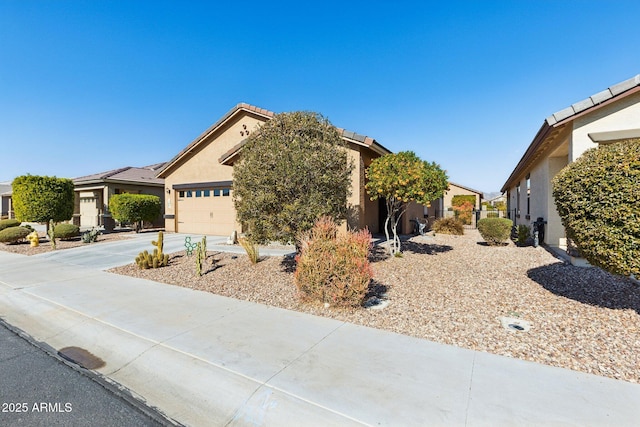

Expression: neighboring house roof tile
xmin=159 ymin=103 xmax=391 ymax=175
xmin=502 ymin=74 xmax=640 ymax=192
xmin=74 ymin=164 xmax=165 ymax=186
xmin=0 ymin=183 xmax=11 ymax=196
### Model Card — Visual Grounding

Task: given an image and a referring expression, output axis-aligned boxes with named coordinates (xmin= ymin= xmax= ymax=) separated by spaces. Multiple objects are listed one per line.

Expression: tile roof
xmin=501 ymin=74 xmax=640 ymax=192
xmin=546 ymin=74 xmax=640 ymax=125
xmin=158 ymin=103 xmax=390 ymax=176
xmin=449 ymin=182 xmax=484 ymax=198
xmin=74 ymin=164 xmax=165 ymax=185
xmin=0 ymin=182 xmax=11 ymax=196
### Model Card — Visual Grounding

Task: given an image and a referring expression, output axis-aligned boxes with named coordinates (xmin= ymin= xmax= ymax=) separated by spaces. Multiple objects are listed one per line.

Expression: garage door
xmin=176 ymin=187 xmax=236 ymax=235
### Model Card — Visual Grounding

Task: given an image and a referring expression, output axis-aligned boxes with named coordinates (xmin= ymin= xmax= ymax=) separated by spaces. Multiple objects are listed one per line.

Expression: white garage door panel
xmin=177 ymin=194 xmax=235 ymax=235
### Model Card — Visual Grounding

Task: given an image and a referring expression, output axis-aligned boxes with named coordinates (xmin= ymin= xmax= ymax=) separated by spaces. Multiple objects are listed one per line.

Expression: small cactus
xmin=47 ymin=219 xmax=57 ymax=250
xmin=195 ymin=236 xmax=207 ymax=276
xmin=152 ymin=231 xmax=164 ymax=253
xmin=135 ymin=231 xmax=169 ymax=269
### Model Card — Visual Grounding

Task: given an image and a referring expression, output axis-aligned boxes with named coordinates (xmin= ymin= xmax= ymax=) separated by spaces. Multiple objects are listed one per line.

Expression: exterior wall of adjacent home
xmin=571 ymin=90 xmax=640 ymax=160
xmin=74 ymin=183 xmax=164 ymax=230
xmin=1 ymin=195 xmax=11 ymax=219
xmin=442 ymin=184 xmax=481 ymax=209
xmin=506 ymin=90 xmax=640 ymax=248
xmin=424 ymin=183 xmax=482 ymax=228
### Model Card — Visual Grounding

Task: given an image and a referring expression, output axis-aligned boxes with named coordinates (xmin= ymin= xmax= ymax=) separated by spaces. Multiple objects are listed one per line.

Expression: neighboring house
xmin=73 ymin=164 xmax=166 ymax=230
xmin=501 ymin=74 xmax=640 ymax=249
xmin=424 ymin=182 xmax=484 ymax=222
xmin=484 ymin=192 xmax=506 ymax=207
xmin=157 ymin=103 xmax=426 ymax=236
xmin=0 ymin=182 xmax=12 ymax=219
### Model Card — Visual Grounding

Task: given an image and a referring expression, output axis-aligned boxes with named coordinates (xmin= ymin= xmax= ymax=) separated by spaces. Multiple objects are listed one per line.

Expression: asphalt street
xmin=0 ymin=321 xmax=172 ymax=427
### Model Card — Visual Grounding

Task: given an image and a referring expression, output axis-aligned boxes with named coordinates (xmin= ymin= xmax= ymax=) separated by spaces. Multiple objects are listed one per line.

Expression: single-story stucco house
xmin=421 ymin=182 xmax=485 ymax=226
xmin=156 ymin=103 xmax=437 ymax=237
xmin=73 ymin=164 xmax=165 ymax=230
xmin=501 ymin=74 xmax=640 ymax=249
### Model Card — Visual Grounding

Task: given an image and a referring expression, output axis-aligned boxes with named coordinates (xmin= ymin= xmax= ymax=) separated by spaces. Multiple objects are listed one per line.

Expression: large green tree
xmin=233 ymin=111 xmax=354 ymax=245
xmin=12 ymin=175 xmax=74 ymax=223
xmin=365 ymin=151 xmax=448 ymax=254
xmin=552 ymin=139 xmax=639 ymax=278
xmin=109 ymin=193 xmax=161 ymax=232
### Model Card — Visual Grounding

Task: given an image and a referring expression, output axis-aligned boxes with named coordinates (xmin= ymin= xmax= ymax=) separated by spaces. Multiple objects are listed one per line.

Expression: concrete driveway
xmin=31 ymin=232 xmax=294 ymax=270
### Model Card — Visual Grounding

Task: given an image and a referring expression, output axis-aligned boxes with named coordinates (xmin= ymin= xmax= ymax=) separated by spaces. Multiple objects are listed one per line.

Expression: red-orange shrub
xmin=453 ymin=200 xmax=474 ymax=225
xmin=294 ymin=217 xmax=373 ymax=307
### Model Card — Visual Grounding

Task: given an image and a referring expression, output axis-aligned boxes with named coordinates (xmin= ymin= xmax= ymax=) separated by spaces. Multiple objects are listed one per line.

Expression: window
xmin=222 ymin=188 xmax=230 ymax=197
xmin=195 ymin=190 xmax=202 ymax=197
xmin=179 ymin=191 xmax=185 ymax=198
xmin=526 ymin=174 xmax=531 ymax=218
xmin=213 ymin=189 xmax=220 ymax=197
xmin=204 ymin=190 xmax=210 ymax=197
xmin=186 ymin=190 xmax=193 ymax=198
xmin=516 ymin=182 xmax=521 ymax=217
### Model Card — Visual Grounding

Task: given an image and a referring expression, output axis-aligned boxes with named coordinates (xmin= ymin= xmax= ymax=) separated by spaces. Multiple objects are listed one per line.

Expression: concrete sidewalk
xmin=1 ymin=250 xmax=639 ymax=426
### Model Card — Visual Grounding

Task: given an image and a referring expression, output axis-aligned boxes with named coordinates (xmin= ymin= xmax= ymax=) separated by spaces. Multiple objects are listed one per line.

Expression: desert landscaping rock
xmin=0 ymin=231 xmax=135 ymax=255
xmin=104 ymin=229 xmax=640 ymax=384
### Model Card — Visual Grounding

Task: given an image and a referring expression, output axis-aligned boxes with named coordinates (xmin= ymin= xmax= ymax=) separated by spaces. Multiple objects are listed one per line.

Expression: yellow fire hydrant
xmin=27 ymin=231 xmax=39 ymax=247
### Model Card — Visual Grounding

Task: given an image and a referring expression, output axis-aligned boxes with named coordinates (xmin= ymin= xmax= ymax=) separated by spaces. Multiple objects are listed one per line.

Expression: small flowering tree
xmin=365 ymin=151 xmax=448 ymax=255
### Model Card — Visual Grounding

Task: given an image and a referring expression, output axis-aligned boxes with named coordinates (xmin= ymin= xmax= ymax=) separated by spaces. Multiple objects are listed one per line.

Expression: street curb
xmin=0 ymin=319 xmax=183 ymax=427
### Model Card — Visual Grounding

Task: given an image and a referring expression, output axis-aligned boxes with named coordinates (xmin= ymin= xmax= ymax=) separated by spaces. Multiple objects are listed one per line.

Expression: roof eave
xmin=157 ymin=103 xmax=274 ymax=178
xmin=500 ymin=121 xmax=555 ymax=193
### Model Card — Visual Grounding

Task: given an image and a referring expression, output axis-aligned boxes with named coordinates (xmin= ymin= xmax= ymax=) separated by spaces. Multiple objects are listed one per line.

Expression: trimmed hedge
xmin=12 ymin=175 xmax=74 ymax=222
xmin=0 ymin=226 xmax=30 ymax=244
xmin=54 ymin=223 xmax=80 ymax=240
xmin=477 ymin=218 xmax=513 ymax=245
xmin=0 ymin=219 xmax=20 ymax=231
xmin=552 ymin=139 xmax=639 ymax=277
xmin=109 ymin=194 xmax=161 ymax=231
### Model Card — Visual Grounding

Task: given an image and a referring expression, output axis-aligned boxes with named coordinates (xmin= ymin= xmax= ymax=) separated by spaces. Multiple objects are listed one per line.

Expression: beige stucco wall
xmin=571 ymin=90 xmax=640 ymax=161
xmin=163 ymin=111 xmax=386 ymax=236
xmin=442 ymin=184 xmax=481 ymax=209
xmin=508 ymin=146 xmax=568 ymax=247
xmin=162 ymin=113 xmax=266 ymax=232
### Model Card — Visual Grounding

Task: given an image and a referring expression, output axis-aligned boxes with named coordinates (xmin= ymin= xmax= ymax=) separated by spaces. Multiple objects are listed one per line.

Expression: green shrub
xmin=0 ymin=219 xmax=20 ymax=231
xmin=432 ymin=217 xmax=464 ymax=235
xmin=109 ymin=194 xmax=161 ymax=232
xmin=12 ymin=175 xmax=74 ymax=223
xmin=294 ymin=217 xmax=373 ymax=307
xmin=517 ymin=224 xmax=531 ymax=245
xmin=486 ymin=211 xmax=499 ymax=218
xmin=552 ymin=139 xmax=640 ymax=277
xmin=53 ymin=223 xmax=80 ymax=240
xmin=0 ymin=226 xmax=30 ymax=244
xmin=477 ymin=218 xmax=513 ymax=245
xmin=451 ymin=195 xmax=476 ymax=207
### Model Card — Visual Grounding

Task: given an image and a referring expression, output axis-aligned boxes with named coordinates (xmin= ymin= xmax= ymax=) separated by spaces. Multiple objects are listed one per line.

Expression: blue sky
xmin=2 ymin=1 xmax=640 ymax=193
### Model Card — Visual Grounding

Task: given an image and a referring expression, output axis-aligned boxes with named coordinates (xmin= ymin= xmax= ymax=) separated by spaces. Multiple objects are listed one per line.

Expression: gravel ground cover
xmin=0 ymin=230 xmax=135 ymax=255
xmin=109 ymin=229 xmax=640 ymax=383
